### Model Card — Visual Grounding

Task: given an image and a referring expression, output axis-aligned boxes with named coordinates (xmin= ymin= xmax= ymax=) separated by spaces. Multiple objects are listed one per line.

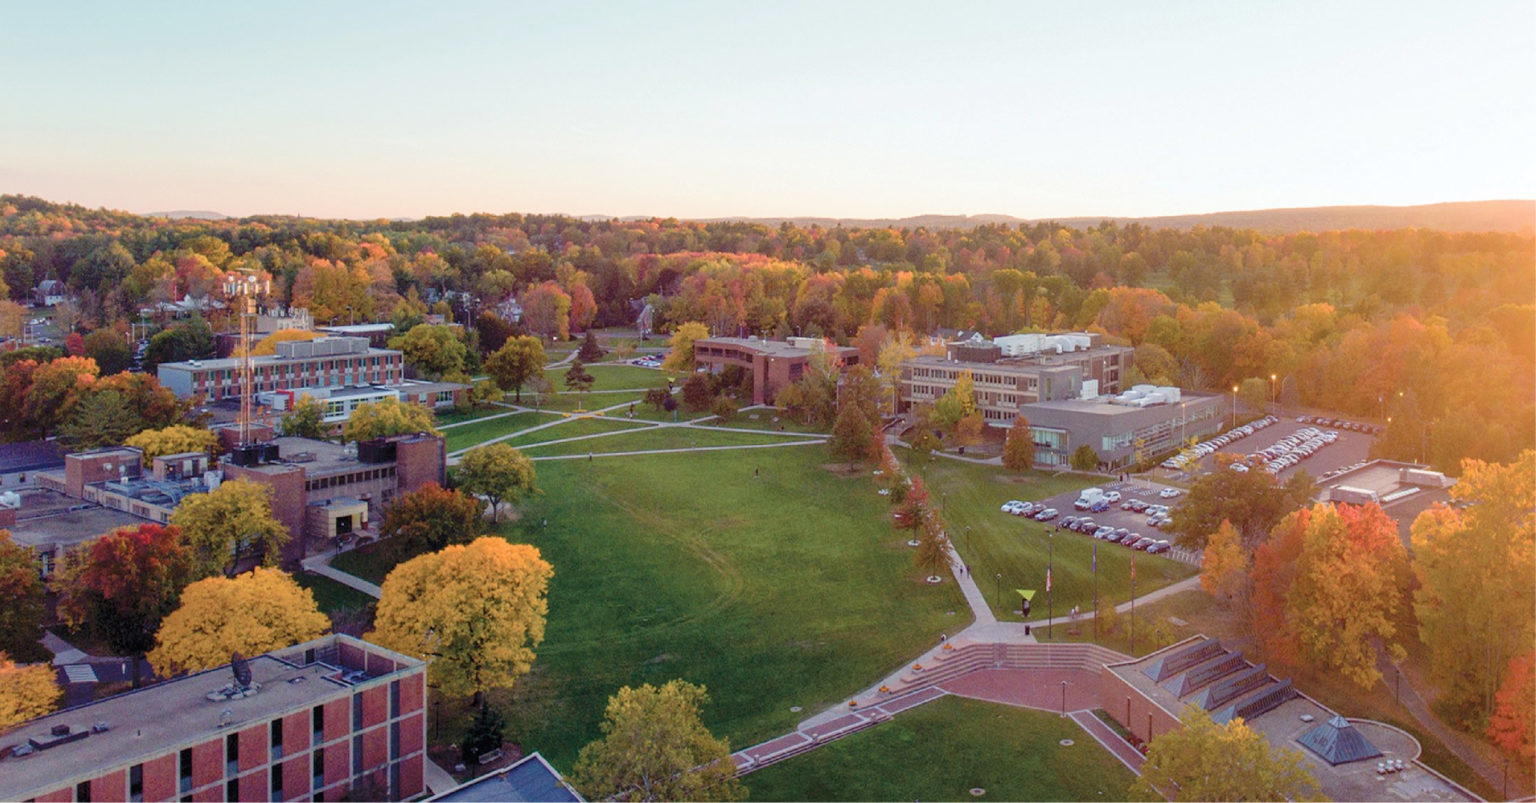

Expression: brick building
xmin=157 ymin=337 xmax=404 ymax=402
xmin=693 ymin=337 xmax=859 ymax=406
xmin=0 ymin=635 xmax=427 ymax=803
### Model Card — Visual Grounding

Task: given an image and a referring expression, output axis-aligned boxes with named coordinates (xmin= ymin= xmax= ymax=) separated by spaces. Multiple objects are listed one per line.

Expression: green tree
xmin=169 ymin=479 xmax=289 ymax=579
xmin=932 ymin=369 xmax=976 ymax=429
xmin=380 ymin=483 xmax=486 ymax=558
xmin=342 ymin=398 xmax=440 ymax=443
xmin=829 ymin=402 xmax=872 ymax=464
xmin=281 ymin=395 xmax=329 ymax=440
xmin=389 ymin=324 xmax=468 ymax=379
xmin=1133 ymin=705 xmax=1322 ymax=802
xmin=564 ymin=359 xmax=595 ymax=409
xmin=1002 ymin=415 xmax=1036 ymax=470
xmin=1069 ymin=443 xmax=1100 ymax=472
xmin=680 ymin=372 xmax=714 ymax=412
xmin=571 ymin=680 xmax=744 ymax=802
xmin=1168 ymin=465 xmax=1314 ymax=550
xmin=368 ymin=537 xmax=553 ymax=699
xmin=709 ymin=395 xmax=738 ymax=423
xmin=485 ymin=335 xmax=546 ymax=402
xmin=662 ymin=321 xmax=709 ymax=372
xmin=148 ymin=568 xmax=328 ymax=676
xmin=141 ymin=316 xmax=214 ymax=373
xmin=577 ymin=329 xmax=604 ymax=362
xmin=455 ymin=443 xmax=537 ymax=522
xmin=82 ymin=329 xmax=132 ymax=375
xmin=57 ymin=389 xmax=141 ymax=449
xmin=0 ymin=530 xmax=45 ymax=661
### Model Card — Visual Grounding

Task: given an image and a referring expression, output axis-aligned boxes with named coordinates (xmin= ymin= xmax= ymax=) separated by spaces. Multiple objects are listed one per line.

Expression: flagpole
xmin=1130 ymin=555 xmax=1137 ymax=655
xmin=1092 ymin=543 xmax=1099 ymax=643
xmin=1047 ymin=532 xmax=1053 ymax=639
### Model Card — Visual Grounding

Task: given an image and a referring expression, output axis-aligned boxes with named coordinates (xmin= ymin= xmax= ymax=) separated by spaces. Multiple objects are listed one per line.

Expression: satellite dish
xmin=231 ymin=652 xmax=252 ymax=688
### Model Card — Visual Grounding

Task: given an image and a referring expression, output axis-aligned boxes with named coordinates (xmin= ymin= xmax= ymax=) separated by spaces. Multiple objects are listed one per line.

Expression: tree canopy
xmin=147 ymin=568 xmax=328 ymax=676
xmin=342 ymin=397 xmax=440 ymax=443
xmin=571 ymin=680 xmax=744 ymax=802
xmin=1133 ymin=705 xmax=1322 ymax=801
xmin=485 ymin=335 xmax=545 ymax=402
xmin=380 ymin=483 xmax=486 ymax=557
xmin=454 ymin=443 xmax=537 ymax=521
xmin=125 ymin=424 xmax=220 ymax=464
xmin=169 ymin=479 xmax=289 ymax=578
xmin=390 ymin=323 xmax=469 ymax=380
xmin=0 ymin=530 xmax=44 ymax=660
xmin=1002 ymin=415 xmax=1036 ymax=470
xmin=0 ymin=653 xmax=61 ymax=730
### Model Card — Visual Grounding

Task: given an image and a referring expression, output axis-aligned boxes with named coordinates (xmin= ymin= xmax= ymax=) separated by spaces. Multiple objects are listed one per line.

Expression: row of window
xmin=305 ymin=466 xmax=395 ymax=492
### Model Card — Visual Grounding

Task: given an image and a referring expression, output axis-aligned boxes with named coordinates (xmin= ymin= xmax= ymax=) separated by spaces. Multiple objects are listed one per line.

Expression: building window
xmin=352 ymin=694 xmax=363 ymax=730
xmin=390 ymin=680 xmax=400 ymax=719
xmin=353 ymin=735 xmax=364 ymax=775
xmin=270 ymin=764 xmax=282 ymax=801
xmin=389 ymin=721 xmax=400 ymax=760
xmin=227 ymin=732 xmax=239 ymax=776
xmin=226 ymin=779 xmax=238 ymax=801
xmin=312 ymin=748 xmax=324 ymax=791
xmin=179 ymin=747 xmax=193 ymax=793
xmin=77 ymin=780 xmax=91 ymax=802
xmin=129 ymin=764 xmax=143 ymax=802
xmin=271 ymin=719 xmax=284 ymax=759
xmin=313 ymin=706 xmax=325 ymax=744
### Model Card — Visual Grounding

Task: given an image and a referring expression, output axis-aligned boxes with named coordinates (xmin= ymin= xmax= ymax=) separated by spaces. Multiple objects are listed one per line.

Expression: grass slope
xmin=745 ymin=696 xmax=1135 ymax=801
xmin=520 ymin=426 xmax=819 ymax=456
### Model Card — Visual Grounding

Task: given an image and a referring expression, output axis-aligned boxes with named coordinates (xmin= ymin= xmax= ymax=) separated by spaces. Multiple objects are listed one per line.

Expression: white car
xmin=1001 ymin=500 xmax=1026 ymax=514
xmin=1158 ymin=488 xmax=1182 ymax=499
xmin=1103 ymin=490 xmax=1122 ymax=503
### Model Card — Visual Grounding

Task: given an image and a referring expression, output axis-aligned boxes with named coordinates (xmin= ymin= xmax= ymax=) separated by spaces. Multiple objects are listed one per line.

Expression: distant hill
xmin=688 ymin=200 xmax=1534 ymax=234
xmin=141 ymin=209 xmax=228 ymax=220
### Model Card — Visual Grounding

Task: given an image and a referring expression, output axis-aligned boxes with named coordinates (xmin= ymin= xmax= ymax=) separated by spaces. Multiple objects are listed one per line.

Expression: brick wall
xmin=142 ymin=754 xmax=177 ymax=802
xmin=224 ymin=465 xmax=308 ymax=565
xmin=392 ymin=435 xmax=445 ymax=493
xmin=238 ymin=723 xmax=267 ymax=772
xmin=88 ymin=769 xmax=126 ymax=802
xmin=1100 ymin=669 xmax=1180 ymax=744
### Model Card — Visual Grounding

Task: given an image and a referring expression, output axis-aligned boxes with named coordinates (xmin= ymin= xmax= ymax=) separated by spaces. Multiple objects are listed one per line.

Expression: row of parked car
xmin=630 ymin=354 xmax=665 ymax=368
xmin=1058 ymin=515 xmax=1172 ymax=553
xmin=1240 ymin=425 xmax=1338 ymax=475
xmin=1000 ymin=500 xmax=1058 ymax=521
xmin=1161 ymin=415 xmax=1280 ymax=471
xmin=1298 ymin=415 xmax=1382 ymax=435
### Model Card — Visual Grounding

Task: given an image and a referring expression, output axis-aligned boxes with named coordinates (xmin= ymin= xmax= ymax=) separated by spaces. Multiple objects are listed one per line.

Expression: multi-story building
xmin=0 ymin=635 xmax=428 ymax=803
xmin=693 ymin=337 xmax=860 ymax=406
xmin=898 ymin=333 xmax=1135 ymax=426
xmin=1020 ymin=389 xmax=1224 ymax=469
xmin=260 ymin=380 xmax=467 ymax=432
xmin=157 ymin=337 xmax=405 ymax=402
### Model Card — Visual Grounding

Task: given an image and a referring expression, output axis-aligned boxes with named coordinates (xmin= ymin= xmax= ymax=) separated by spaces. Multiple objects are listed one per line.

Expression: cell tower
xmin=222 ymin=272 xmax=270 ymax=447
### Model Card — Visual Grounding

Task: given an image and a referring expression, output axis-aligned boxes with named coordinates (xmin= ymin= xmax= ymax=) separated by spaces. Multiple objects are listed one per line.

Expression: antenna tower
xmin=222 ymin=272 xmax=270 ymax=447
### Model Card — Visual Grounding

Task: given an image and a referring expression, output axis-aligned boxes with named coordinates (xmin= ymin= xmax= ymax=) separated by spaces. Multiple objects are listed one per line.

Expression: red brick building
xmin=693 ymin=337 xmax=859 ymax=406
xmin=0 ymin=635 xmax=427 ymax=802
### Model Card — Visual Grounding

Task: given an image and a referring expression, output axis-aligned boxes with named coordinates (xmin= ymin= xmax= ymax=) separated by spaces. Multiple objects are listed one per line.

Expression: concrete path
xmin=423 ymin=758 xmax=459 ymax=796
xmin=41 ymin=630 xmax=89 ymax=666
xmin=1379 ymin=653 xmax=1525 ymax=797
xmin=1070 ymin=709 xmax=1145 ymax=773
xmin=300 ymin=551 xmax=383 ymax=599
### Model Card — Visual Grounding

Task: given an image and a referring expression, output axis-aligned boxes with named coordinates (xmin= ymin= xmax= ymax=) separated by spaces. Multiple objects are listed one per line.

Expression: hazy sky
xmin=2 ymin=1 xmax=1531 ymax=220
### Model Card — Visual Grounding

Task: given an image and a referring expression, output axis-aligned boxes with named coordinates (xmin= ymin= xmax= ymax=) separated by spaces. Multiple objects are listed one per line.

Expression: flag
xmin=1046 ymin=567 xmax=1052 ymax=593
xmin=1131 ymin=555 xmax=1136 ymax=581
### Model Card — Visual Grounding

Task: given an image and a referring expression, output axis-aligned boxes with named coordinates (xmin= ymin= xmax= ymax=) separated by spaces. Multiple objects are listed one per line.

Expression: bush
xmin=710 ymin=396 xmax=738 ymax=423
xmin=681 ymin=373 xmax=714 ymax=412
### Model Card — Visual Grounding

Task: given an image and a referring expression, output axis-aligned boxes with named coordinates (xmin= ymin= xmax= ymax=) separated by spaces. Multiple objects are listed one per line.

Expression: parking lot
xmin=1000 ymin=479 xmax=1195 ymax=561
xmin=1191 ymin=415 xmax=1379 ymax=482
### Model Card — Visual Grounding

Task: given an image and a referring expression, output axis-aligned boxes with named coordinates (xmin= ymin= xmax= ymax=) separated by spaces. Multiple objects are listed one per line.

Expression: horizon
xmin=2 ymin=1 xmax=1533 ymax=220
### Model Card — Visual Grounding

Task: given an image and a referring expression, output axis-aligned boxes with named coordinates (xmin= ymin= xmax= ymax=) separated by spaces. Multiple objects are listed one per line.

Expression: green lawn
xmin=443 ymin=411 xmax=563 ymax=452
xmin=434 ymin=404 xmax=515 ymax=427
xmin=549 ymin=363 xmax=676 ymax=391
xmin=716 ymin=408 xmax=829 ymax=434
xmin=294 ymin=572 xmax=376 ymax=615
xmin=905 ymin=453 xmax=1198 ymax=620
xmin=520 ymin=425 xmax=821 ymax=456
xmin=486 ymin=446 xmax=964 ymax=768
xmin=745 ymin=696 xmax=1135 ymax=801
xmin=329 ymin=545 xmax=398 ymax=586
xmin=498 ymin=416 xmax=651 ymax=448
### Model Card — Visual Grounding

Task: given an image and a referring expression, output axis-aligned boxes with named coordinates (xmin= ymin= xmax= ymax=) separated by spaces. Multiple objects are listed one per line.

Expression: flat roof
xmin=696 ymin=337 xmax=856 ymax=359
xmin=0 ymin=635 xmax=423 ymax=800
xmin=1024 ymin=392 xmax=1220 ymax=418
xmin=158 ymin=343 xmax=400 ymax=373
xmin=429 ymin=753 xmax=584 ymax=802
xmin=0 ymin=440 xmax=66 ymax=474
xmin=1319 ymin=461 xmax=1454 ymax=546
xmin=316 ymin=324 xmax=394 ymax=333
xmin=6 ymin=491 xmax=147 ymax=550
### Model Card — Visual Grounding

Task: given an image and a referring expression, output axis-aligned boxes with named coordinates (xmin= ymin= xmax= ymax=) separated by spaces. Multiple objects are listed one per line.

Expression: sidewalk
xmin=301 ymin=549 xmax=382 ymax=599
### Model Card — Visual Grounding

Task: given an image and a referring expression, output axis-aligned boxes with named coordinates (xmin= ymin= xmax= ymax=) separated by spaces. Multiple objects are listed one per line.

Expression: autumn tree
xmin=895 ymin=475 xmax=930 ymax=531
xmin=342 ymin=398 xmax=440 ymax=443
xmin=563 ymin=359 xmax=595 ymax=409
xmin=454 ymin=443 xmax=537 ymax=522
xmin=914 ymin=517 xmax=955 ymax=581
xmin=679 ymin=372 xmax=713 ymax=412
xmin=828 ymin=401 xmax=872 ymax=464
xmin=1200 ymin=520 xmax=1249 ymax=607
xmin=1281 ymin=502 xmax=1408 ymax=688
xmin=281 ymin=395 xmax=329 ymax=440
xmin=571 ymin=680 xmax=744 ymax=803
xmin=485 ymin=335 xmax=545 ymax=402
xmin=389 ymin=324 xmax=468 ymax=380
xmin=249 ymin=328 xmax=320 ymax=356
xmin=82 ymin=329 xmax=132 ymax=375
xmin=380 ymin=483 xmax=487 ymax=558
xmin=1168 ymin=466 xmax=1314 ymax=550
xmin=169 ymin=479 xmax=289 ymax=579
xmin=56 ymin=389 xmax=141 ymax=449
xmin=1411 ymin=451 xmax=1535 ymax=727
xmin=125 ymin=424 xmax=220 ymax=464
xmin=53 ymin=524 xmax=191 ymax=686
xmin=577 ymin=329 xmax=604 ymax=362
xmin=0 ymin=530 xmax=44 ymax=660
xmin=932 ymin=369 xmax=976 ymax=429
xmin=22 ymin=354 xmax=99 ymax=437
xmin=1133 ymin=705 xmax=1321 ymax=802
xmin=368 ymin=537 xmax=552 ymax=700
xmin=1250 ymin=507 xmax=1307 ymax=667
xmin=1000 ymin=416 xmax=1036 ymax=470
xmin=1069 ymin=444 xmax=1100 ymax=472
xmin=1488 ymin=651 xmax=1535 ymax=762
xmin=148 ymin=568 xmax=328 ymax=676
xmin=662 ymin=321 xmax=709 ymax=372
xmin=520 ymin=281 xmax=572 ymax=340
xmin=0 ymin=654 xmax=61 ymax=730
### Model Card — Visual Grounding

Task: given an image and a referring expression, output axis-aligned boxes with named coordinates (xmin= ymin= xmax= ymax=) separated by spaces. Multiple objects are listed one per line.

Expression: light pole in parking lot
xmin=1230 ymin=386 xmax=1238 ymax=428
xmin=1270 ymin=374 xmax=1277 ymax=414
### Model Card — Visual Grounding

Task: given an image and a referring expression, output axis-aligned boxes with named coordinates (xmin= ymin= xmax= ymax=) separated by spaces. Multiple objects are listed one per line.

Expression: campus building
xmin=33 ymin=432 xmax=446 ymax=566
xmin=1103 ymin=636 xmax=1475 ymax=802
xmin=898 ymin=332 xmax=1134 ymax=425
xmin=0 ymin=635 xmax=428 ymax=803
xmin=157 ymin=337 xmax=405 ymax=402
xmin=1020 ymin=389 xmax=1224 ymax=470
xmin=693 ymin=337 xmax=860 ymax=406
xmin=258 ymin=380 xmax=468 ymax=432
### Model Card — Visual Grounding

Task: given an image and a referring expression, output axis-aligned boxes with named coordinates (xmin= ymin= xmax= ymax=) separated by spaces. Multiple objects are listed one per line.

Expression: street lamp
xmin=1060 ymin=680 xmax=1068 ymax=717
xmin=995 ymin=573 xmax=1002 ymax=611
xmin=1269 ymin=374 xmax=1277 ymax=414
xmin=1231 ymin=386 xmax=1239 ymax=428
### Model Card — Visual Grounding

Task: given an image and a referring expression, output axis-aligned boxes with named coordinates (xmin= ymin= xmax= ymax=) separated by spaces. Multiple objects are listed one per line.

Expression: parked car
xmin=1035 ymin=508 xmax=1058 ymax=521
xmin=1094 ymin=526 xmax=1117 ymax=540
xmin=1089 ymin=499 xmax=1110 ymax=513
xmin=1158 ymin=488 xmax=1182 ymax=499
xmin=1131 ymin=537 xmax=1156 ymax=550
xmin=1147 ymin=540 xmax=1172 ymax=554
xmin=1103 ymin=490 xmax=1122 ymax=503
xmin=1001 ymin=500 xmax=1026 ymax=514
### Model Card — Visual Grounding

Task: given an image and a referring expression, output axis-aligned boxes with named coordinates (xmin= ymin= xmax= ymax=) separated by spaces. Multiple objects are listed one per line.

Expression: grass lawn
xmin=330 ymin=544 xmax=399 ymax=586
xmin=443 ymin=411 xmax=563 ymax=452
xmin=520 ymin=425 xmax=821 ymax=457
xmin=434 ymin=404 xmax=517 ymax=427
xmin=903 ymin=452 xmax=1198 ymax=620
xmin=745 ymin=696 xmax=1135 ymax=801
xmin=717 ymin=408 xmax=829 ymax=434
xmin=499 ymin=416 xmax=651 ymax=448
xmin=294 ymin=571 xmax=377 ymax=615
xmin=531 ymin=390 xmax=649 ymax=414
xmin=477 ymin=446 xmax=965 ymax=769
xmin=549 ymin=363 xmax=676 ymax=392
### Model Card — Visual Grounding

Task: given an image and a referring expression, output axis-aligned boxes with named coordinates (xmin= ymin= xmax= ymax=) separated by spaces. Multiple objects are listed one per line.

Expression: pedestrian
xmin=754 ymin=467 xmax=759 ymax=477
xmin=542 ymin=518 xmax=547 ymax=528
xmin=940 ymin=633 xmax=947 ymax=642
xmin=588 ymin=451 xmax=592 ymax=462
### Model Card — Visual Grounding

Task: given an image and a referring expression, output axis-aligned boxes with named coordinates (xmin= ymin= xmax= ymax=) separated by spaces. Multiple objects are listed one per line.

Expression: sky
xmin=2 ymin=1 xmax=1532 ymax=220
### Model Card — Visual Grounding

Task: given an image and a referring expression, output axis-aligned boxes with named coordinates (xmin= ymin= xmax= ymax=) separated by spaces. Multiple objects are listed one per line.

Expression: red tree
xmin=1488 ymin=651 xmax=1535 ymax=761
xmin=1249 ymin=508 xmax=1307 ymax=669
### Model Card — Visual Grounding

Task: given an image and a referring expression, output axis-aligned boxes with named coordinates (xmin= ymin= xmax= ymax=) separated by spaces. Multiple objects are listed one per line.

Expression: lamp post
xmin=1230 ymin=385 xmax=1238 ymax=428
xmin=1269 ymin=374 xmax=1277 ymax=414
xmin=1047 ymin=532 xmax=1054 ymax=639
xmin=995 ymin=573 xmax=1002 ymax=611
xmin=1060 ymin=680 xmax=1068 ymax=718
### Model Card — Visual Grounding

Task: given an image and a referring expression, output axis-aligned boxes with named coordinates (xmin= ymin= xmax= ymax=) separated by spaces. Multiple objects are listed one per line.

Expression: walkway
xmin=1380 ymin=653 xmax=1524 ymax=797
xmin=300 ymin=549 xmax=382 ymax=599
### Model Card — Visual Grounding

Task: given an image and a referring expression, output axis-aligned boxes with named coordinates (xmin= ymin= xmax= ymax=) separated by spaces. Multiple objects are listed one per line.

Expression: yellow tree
xmin=1002 ymin=415 xmax=1036 ymax=470
xmin=125 ymin=424 xmax=220 ymax=464
xmin=454 ymin=443 xmax=538 ymax=522
xmin=367 ymin=537 xmax=552 ymax=699
xmin=571 ymin=680 xmax=744 ymax=802
xmin=1200 ymin=520 xmax=1249 ymax=607
xmin=1412 ymin=450 xmax=1536 ymax=726
xmin=0 ymin=653 xmax=61 ymax=729
xmin=1133 ymin=705 xmax=1322 ymax=801
xmin=169 ymin=479 xmax=289 ymax=579
xmin=661 ymin=321 xmax=710 ymax=372
xmin=147 ymin=568 xmax=328 ymax=676
xmin=248 ymin=328 xmax=320 ymax=356
xmin=342 ymin=398 xmax=440 ymax=443
xmin=1287 ymin=502 xmax=1409 ymax=689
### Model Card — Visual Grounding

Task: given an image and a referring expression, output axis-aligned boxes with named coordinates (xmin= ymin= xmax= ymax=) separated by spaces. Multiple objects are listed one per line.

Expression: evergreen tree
xmin=829 ymin=403 xmax=871 ymax=463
